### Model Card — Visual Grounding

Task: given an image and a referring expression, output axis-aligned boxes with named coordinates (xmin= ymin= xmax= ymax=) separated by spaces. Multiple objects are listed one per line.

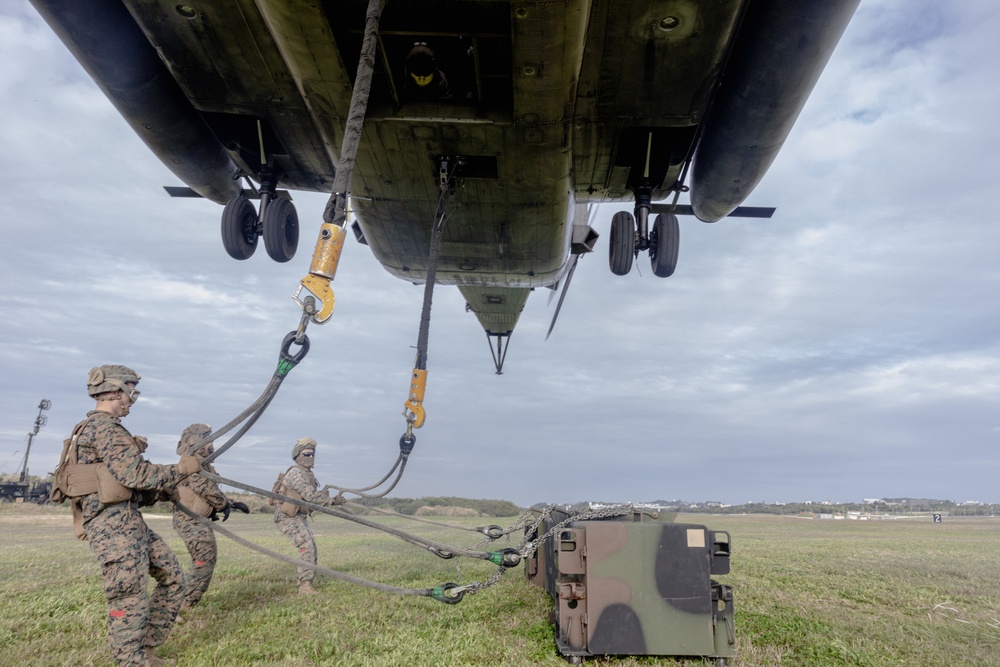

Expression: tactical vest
xmin=51 ymin=416 xmax=134 ymax=539
xmin=176 ymin=484 xmax=213 ymax=517
xmin=271 ymin=465 xmax=310 ymax=517
xmin=51 ymin=417 xmax=132 ymax=505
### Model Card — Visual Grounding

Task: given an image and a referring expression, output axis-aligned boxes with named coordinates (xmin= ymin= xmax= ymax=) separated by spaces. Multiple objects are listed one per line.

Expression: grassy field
xmin=1 ymin=504 xmax=998 ymax=666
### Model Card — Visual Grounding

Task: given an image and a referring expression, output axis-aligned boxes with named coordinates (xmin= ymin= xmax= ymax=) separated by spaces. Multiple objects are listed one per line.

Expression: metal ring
xmin=433 ymin=582 xmax=464 ymax=604
xmin=478 ymin=525 xmax=504 ymax=539
xmin=280 ymin=331 xmax=310 ymax=364
xmin=500 ymin=548 xmax=522 ymax=567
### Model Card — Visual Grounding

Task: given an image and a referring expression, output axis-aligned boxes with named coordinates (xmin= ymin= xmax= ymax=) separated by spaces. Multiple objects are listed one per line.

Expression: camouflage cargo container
xmin=526 ymin=508 xmax=734 ymax=664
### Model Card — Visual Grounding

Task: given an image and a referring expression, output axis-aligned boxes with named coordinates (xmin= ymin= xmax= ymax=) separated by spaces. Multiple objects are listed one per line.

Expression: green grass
xmin=1 ymin=504 xmax=998 ymax=666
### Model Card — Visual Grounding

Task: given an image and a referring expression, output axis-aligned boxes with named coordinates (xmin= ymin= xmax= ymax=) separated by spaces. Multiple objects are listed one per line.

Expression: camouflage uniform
xmin=171 ymin=460 xmax=227 ymax=608
xmin=274 ymin=439 xmax=333 ymax=589
xmin=75 ymin=409 xmax=188 ymax=667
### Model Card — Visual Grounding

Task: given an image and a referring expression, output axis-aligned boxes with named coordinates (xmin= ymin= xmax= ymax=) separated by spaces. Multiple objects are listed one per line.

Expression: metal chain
xmin=450 ymin=504 xmax=638 ymax=597
xmin=452 ymin=562 xmax=511 ymax=597
xmin=517 ymin=504 xmax=637 ymax=559
xmin=466 ymin=506 xmax=544 ymax=550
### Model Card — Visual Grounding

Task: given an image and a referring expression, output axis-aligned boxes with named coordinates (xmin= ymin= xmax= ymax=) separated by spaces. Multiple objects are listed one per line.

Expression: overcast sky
xmin=2 ymin=1 xmax=998 ymax=507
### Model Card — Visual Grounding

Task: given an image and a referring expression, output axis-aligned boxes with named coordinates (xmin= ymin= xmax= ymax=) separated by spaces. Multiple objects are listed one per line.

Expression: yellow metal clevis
xmin=404 ymin=368 xmax=428 ymax=429
xmin=294 ymin=222 xmax=347 ymax=323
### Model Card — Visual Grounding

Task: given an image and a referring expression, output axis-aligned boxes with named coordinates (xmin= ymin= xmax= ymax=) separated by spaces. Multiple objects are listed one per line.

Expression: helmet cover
xmin=87 ymin=365 xmax=141 ymax=398
xmin=292 ymin=437 xmax=317 ymax=460
xmin=177 ymin=423 xmax=212 ymax=456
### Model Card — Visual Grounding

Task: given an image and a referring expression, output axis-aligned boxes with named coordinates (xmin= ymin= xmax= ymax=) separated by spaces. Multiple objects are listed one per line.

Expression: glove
xmin=133 ymin=435 xmax=149 ymax=453
xmin=209 ymin=507 xmax=219 ymax=522
xmin=230 ymin=501 xmax=251 ymax=514
xmin=177 ymin=455 xmax=202 ymax=476
xmin=138 ymin=489 xmax=162 ymax=507
xmin=330 ymin=493 xmax=346 ymax=506
xmin=222 ymin=503 xmax=232 ymax=522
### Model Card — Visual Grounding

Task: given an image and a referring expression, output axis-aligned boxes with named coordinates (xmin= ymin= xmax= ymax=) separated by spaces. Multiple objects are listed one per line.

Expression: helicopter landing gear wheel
xmin=263 ymin=197 xmax=299 ymax=263
xmin=609 ymin=211 xmax=635 ymax=276
xmin=649 ymin=212 xmax=679 ymax=277
xmin=221 ymin=195 xmax=258 ymax=260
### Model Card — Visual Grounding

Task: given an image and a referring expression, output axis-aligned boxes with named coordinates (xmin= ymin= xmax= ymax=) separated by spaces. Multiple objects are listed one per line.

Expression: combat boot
xmin=144 ymin=649 xmax=176 ymax=667
xmin=174 ymin=600 xmax=192 ymax=624
xmin=299 ymin=581 xmax=318 ymax=595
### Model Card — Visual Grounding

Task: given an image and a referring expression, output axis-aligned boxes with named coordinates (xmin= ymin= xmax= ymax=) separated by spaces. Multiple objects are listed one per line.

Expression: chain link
xmin=518 ymin=504 xmax=636 ymax=559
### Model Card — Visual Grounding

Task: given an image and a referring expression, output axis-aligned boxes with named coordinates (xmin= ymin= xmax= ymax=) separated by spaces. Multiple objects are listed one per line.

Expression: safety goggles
xmin=106 ymin=379 xmax=140 ymax=402
xmin=299 ymin=451 xmax=315 ymax=458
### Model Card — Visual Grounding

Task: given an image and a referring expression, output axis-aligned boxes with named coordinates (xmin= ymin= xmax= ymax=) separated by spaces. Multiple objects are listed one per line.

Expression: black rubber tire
xmin=650 ymin=212 xmax=679 ymax=277
xmin=609 ymin=211 xmax=635 ymax=276
xmin=221 ymin=196 xmax=258 ymax=260
xmin=263 ymin=197 xmax=299 ymax=263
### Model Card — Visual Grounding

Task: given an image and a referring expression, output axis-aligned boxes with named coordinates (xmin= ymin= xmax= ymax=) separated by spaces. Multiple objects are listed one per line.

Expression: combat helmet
xmin=87 ymin=365 xmax=141 ymax=400
xmin=177 ymin=423 xmax=212 ymax=456
xmin=292 ymin=437 xmax=317 ymax=460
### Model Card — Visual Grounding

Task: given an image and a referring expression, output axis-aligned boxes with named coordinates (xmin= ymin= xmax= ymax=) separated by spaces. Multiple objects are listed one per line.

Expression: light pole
xmin=19 ymin=399 xmax=51 ymax=483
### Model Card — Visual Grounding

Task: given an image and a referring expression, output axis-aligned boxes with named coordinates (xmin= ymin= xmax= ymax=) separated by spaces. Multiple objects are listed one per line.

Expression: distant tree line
xmin=356 ymin=496 xmax=523 ymax=517
xmin=676 ymin=500 xmax=1000 ymax=516
xmin=152 ymin=493 xmax=523 ymax=517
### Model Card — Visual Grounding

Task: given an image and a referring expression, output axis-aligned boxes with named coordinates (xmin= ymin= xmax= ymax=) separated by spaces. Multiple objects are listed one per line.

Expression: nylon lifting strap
xmin=296 ymin=0 xmax=386 ymax=325
xmin=194 ymin=334 xmax=308 ymax=468
xmin=175 ymin=502 xmax=465 ymax=603
xmin=179 ymin=484 xmax=635 ymax=602
xmin=403 ymin=158 xmax=457 ymax=435
xmin=336 ymin=159 xmax=455 ymax=498
xmin=200 ymin=470 xmax=512 ymax=563
xmin=184 ymin=0 xmax=387 ymax=465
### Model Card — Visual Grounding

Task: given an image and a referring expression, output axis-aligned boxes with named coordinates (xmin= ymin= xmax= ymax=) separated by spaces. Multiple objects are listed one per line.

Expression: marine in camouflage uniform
xmin=274 ymin=438 xmax=336 ymax=594
xmin=171 ymin=423 xmax=248 ymax=612
xmin=68 ymin=365 xmax=203 ymax=667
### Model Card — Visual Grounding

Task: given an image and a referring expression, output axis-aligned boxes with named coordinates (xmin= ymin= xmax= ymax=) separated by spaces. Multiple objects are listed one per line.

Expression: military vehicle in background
xmin=0 ymin=399 xmax=53 ymax=504
xmin=526 ymin=507 xmax=733 ymax=665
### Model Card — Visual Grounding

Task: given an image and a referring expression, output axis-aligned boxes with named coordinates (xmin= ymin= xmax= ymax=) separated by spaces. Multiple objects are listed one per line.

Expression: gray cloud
xmin=2 ymin=0 xmax=998 ymax=507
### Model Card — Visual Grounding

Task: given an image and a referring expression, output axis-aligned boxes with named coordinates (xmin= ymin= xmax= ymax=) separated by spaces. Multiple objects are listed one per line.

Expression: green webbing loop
xmin=431 ymin=583 xmax=464 ymax=604
xmin=487 ymin=548 xmax=522 ymax=568
xmin=277 ymin=331 xmax=310 ymax=376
